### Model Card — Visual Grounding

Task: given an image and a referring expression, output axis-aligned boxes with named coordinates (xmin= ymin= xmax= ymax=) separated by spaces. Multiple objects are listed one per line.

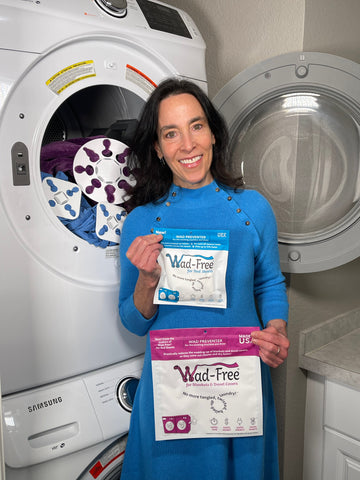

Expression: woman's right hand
xmin=126 ymin=233 xmax=163 ymax=284
xmin=126 ymin=234 xmax=163 ymax=318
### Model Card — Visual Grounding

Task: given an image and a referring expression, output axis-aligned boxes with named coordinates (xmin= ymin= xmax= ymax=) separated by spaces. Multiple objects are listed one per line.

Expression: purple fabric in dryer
xmin=40 ymin=137 xmax=105 ymax=178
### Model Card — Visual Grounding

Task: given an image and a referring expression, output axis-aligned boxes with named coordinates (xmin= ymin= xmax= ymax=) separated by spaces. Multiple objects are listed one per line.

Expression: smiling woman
xmin=124 ymin=78 xmax=242 ymax=211
xmin=118 ymin=77 xmax=289 ymax=480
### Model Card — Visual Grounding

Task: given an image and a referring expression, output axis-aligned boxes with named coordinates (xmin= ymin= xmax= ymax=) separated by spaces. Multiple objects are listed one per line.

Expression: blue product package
xmin=154 ymin=228 xmax=229 ymax=308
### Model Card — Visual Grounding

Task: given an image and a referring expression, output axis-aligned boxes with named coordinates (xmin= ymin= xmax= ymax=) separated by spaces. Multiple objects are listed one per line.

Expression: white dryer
xmin=214 ymin=52 xmax=360 ymax=273
xmin=0 ymin=0 xmax=206 ymax=478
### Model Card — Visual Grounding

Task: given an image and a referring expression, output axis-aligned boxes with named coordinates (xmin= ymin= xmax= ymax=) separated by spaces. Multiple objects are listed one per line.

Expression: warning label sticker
xmin=126 ymin=64 xmax=157 ymax=95
xmin=46 ymin=60 xmax=96 ymax=95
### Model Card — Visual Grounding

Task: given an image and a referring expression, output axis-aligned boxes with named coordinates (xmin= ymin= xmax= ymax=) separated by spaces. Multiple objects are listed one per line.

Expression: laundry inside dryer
xmin=40 ymin=84 xmax=143 ymax=247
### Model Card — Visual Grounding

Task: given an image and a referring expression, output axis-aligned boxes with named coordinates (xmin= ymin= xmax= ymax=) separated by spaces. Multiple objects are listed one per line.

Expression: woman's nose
xmin=180 ymin=131 xmax=195 ymax=151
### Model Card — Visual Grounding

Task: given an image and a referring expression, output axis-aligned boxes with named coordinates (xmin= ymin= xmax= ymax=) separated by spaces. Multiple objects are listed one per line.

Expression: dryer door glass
xmin=229 ymin=91 xmax=360 ymax=245
xmin=40 ymin=85 xmax=144 ymax=248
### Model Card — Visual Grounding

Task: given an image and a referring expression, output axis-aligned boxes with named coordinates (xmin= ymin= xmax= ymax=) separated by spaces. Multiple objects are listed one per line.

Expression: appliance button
xmin=295 ymin=65 xmax=309 ymax=78
xmin=116 ymin=377 xmax=140 ymax=412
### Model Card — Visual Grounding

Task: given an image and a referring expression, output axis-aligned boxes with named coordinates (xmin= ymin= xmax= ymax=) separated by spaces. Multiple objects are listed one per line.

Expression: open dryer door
xmin=214 ymin=52 xmax=360 ymax=273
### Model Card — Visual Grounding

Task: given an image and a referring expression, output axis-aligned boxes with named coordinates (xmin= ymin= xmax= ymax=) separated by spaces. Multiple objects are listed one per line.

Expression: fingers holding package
xmin=126 ymin=234 xmax=163 ymax=284
xmin=251 ymin=320 xmax=290 ymax=368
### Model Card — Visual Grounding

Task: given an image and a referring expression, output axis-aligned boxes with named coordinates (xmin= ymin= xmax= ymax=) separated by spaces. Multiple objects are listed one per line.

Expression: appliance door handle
xmin=28 ymin=422 xmax=79 ymax=448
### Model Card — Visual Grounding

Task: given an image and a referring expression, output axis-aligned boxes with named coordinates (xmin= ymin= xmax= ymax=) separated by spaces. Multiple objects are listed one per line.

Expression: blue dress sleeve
xmin=118 ymin=209 xmax=158 ymax=336
xmin=247 ymin=191 xmax=289 ymax=325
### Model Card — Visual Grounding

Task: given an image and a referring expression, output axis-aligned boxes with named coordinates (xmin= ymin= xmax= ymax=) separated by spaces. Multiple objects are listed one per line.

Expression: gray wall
xmin=164 ymin=1 xmax=360 ymax=479
xmin=303 ymin=0 xmax=360 ymax=64
xmin=166 ymin=0 xmax=305 ymax=98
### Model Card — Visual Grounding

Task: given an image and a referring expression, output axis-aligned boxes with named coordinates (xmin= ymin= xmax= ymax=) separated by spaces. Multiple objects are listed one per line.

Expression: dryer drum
xmin=214 ymin=52 xmax=360 ymax=273
xmin=42 ymin=113 xmax=66 ymax=144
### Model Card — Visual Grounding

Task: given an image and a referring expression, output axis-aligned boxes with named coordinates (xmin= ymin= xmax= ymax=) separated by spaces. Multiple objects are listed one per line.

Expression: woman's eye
xmin=193 ymin=123 xmax=203 ymax=131
xmin=165 ymin=130 xmax=177 ymax=139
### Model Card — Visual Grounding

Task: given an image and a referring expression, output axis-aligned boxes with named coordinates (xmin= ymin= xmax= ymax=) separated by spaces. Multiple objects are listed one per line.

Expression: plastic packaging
xmin=154 ymin=228 xmax=229 ymax=308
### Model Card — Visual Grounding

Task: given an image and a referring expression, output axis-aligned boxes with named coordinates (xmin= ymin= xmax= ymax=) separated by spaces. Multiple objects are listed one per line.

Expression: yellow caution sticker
xmin=46 ymin=60 xmax=96 ymax=95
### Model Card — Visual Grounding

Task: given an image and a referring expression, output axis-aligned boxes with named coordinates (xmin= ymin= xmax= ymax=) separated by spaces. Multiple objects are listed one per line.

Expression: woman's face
xmin=154 ymin=93 xmax=215 ymax=189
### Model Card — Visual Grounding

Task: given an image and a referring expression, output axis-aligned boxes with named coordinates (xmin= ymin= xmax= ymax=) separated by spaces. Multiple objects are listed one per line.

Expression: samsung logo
xmin=27 ymin=397 xmax=63 ymax=413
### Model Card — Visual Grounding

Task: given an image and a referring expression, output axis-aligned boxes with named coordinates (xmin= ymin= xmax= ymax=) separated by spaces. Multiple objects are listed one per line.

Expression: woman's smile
xmin=179 ymin=154 xmax=202 ymax=166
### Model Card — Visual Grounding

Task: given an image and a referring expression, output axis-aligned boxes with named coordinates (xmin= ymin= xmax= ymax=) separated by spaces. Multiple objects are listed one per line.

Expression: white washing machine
xmin=0 ymin=0 xmax=206 ymax=478
xmin=214 ymin=52 xmax=360 ymax=273
xmin=3 ymin=356 xmax=144 ymax=480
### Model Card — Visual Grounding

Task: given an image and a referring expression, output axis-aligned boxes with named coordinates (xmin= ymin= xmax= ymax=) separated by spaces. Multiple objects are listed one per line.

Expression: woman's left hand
xmin=251 ymin=319 xmax=290 ymax=368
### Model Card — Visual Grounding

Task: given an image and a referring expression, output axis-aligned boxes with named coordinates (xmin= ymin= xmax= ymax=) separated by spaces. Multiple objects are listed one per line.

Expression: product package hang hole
xmin=154 ymin=228 xmax=230 ymax=308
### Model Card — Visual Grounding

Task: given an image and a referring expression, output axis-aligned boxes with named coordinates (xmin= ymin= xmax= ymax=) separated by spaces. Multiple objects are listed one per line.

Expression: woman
xmin=118 ymin=78 xmax=289 ymax=479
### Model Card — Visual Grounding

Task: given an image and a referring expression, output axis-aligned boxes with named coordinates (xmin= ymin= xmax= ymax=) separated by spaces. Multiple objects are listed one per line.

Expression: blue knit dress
xmin=119 ymin=181 xmax=288 ymax=480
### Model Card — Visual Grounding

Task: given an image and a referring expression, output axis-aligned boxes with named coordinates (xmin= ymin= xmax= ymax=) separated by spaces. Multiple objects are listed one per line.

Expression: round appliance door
xmin=76 ymin=377 xmax=139 ymax=479
xmin=213 ymin=52 xmax=360 ymax=273
xmin=0 ymin=33 xmax=177 ymax=394
xmin=77 ymin=435 xmax=128 ymax=480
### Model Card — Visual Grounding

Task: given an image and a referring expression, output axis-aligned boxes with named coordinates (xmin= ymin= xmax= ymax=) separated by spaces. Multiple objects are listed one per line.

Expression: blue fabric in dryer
xmin=41 ymin=171 xmax=114 ymax=248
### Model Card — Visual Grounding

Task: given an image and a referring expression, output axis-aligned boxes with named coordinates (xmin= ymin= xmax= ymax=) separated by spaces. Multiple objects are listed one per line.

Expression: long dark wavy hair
xmin=125 ymin=77 xmax=244 ymax=211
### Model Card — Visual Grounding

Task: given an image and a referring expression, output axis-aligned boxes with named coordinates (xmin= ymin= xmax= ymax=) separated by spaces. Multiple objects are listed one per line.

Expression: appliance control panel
xmin=2 ymin=355 xmax=143 ymax=468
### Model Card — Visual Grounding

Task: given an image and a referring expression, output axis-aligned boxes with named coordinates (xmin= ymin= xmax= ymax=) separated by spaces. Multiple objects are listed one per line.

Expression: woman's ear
xmin=154 ymin=141 xmax=162 ymax=159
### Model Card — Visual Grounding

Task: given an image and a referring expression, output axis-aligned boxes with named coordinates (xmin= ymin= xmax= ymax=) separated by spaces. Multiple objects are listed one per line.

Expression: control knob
xmin=116 ymin=376 xmax=139 ymax=412
xmin=95 ymin=0 xmax=127 ymax=18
